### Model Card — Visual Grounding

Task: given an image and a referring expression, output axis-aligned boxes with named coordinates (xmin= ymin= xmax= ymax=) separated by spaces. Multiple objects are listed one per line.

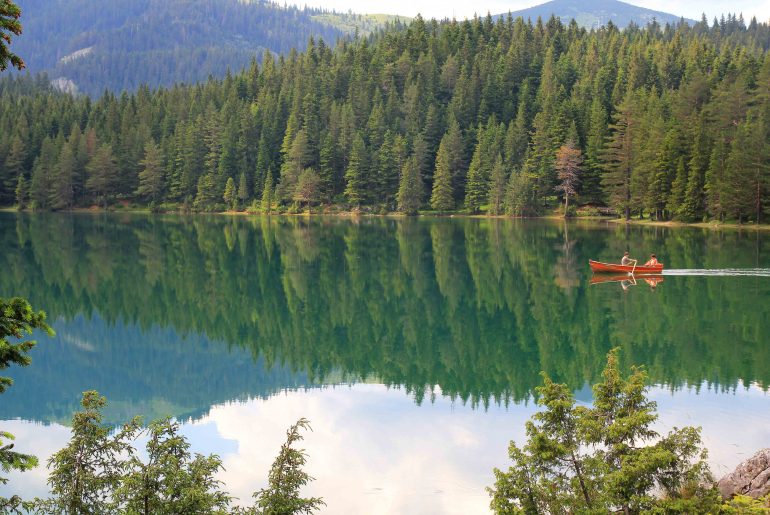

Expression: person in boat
xmin=621 ymin=251 xmax=636 ymax=266
xmin=644 ymin=254 xmax=659 ymax=267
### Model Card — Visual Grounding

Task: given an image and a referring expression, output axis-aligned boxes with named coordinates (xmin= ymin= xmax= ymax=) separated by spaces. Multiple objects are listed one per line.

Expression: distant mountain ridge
xmin=12 ymin=0 xmax=401 ymax=96
xmin=498 ymin=0 xmax=696 ymax=28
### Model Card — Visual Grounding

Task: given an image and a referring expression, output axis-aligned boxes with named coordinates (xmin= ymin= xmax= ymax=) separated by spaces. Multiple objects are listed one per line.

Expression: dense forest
xmin=9 ymin=0 xmax=363 ymax=95
xmin=1 ymin=14 xmax=770 ymax=221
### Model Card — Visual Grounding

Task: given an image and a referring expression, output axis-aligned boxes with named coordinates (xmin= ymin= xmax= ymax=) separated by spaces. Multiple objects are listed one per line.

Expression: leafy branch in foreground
xmin=236 ymin=417 xmax=325 ymax=515
xmin=0 ymin=297 xmax=52 ymax=509
xmin=0 ymin=0 xmax=24 ymax=71
xmin=488 ymin=349 xmax=722 ymax=514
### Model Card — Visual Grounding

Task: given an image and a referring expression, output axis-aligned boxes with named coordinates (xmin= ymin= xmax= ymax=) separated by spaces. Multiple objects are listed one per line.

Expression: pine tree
xmin=237 ymin=172 xmax=249 ymax=207
xmin=261 ymin=170 xmax=274 ymax=214
xmin=29 ymin=138 xmax=57 ymax=210
xmin=344 ymin=134 xmax=368 ymax=208
xmin=704 ymin=139 xmax=728 ymax=220
xmin=0 ymin=297 xmax=51 ymax=499
xmin=583 ymin=96 xmax=608 ymax=203
xmin=293 ymin=168 xmax=321 ymax=210
xmin=487 ymin=154 xmax=507 ymax=216
xmin=1 ymin=135 xmax=25 ymax=204
xmin=247 ymin=419 xmax=324 ymax=515
xmin=318 ymin=132 xmax=337 ymax=201
xmin=0 ymin=0 xmax=24 ymax=71
xmin=136 ymin=140 xmax=165 ymax=204
xmin=397 ymin=156 xmax=424 ymax=215
xmin=86 ymin=144 xmax=119 ymax=208
xmin=14 ymin=174 xmax=28 ymax=209
xmin=667 ymin=157 xmax=688 ymax=216
xmin=193 ymin=174 xmax=219 ymax=211
xmin=679 ymin=117 xmax=709 ymax=221
xmin=464 ymin=121 xmax=498 ymax=213
xmin=430 ymin=136 xmax=454 ymax=211
xmin=51 ymin=142 xmax=76 ymax=210
xmin=602 ymin=95 xmax=636 ymax=220
xmin=43 ymin=391 xmax=140 ymax=515
xmin=223 ymin=176 xmax=237 ymax=210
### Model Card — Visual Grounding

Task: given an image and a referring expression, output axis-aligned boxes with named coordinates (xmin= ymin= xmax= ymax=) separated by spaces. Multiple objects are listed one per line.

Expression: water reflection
xmin=0 ymin=212 xmax=768 ymax=421
xmin=0 ymin=213 xmax=769 ymax=511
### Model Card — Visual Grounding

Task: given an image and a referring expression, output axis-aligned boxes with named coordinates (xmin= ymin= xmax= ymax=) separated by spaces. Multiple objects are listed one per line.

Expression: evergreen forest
xmin=2 ymin=14 xmax=770 ymax=221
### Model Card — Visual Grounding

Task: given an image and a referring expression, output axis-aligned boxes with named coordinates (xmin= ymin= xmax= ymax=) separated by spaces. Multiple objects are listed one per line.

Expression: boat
xmin=588 ymin=260 xmax=664 ymax=274
xmin=590 ymin=274 xmax=664 ymax=285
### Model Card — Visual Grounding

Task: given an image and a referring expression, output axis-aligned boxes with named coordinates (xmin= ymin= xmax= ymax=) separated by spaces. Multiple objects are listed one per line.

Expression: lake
xmin=1 ymin=213 xmax=769 ymax=513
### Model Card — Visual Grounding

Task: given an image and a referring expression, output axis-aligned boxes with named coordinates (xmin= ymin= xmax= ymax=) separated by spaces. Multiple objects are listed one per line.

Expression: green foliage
xmin=224 ymin=176 xmax=237 ymax=211
xmin=112 ymin=417 xmax=231 ymax=514
xmin=0 ymin=297 xmax=52 ymax=395
xmin=262 ymin=170 xmax=274 ymax=214
xmin=14 ymin=174 xmax=27 ymax=209
xmin=397 ymin=156 xmax=424 ymax=215
xmin=488 ymin=350 xmax=720 ymax=514
xmin=2 ymin=15 xmax=770 ymax=220
xmin=40 ymin=391 xmax=234 ymax=514
xmin=430 ymin=135 xmax=455 ymax=211
xmin=294 ymin=168 xmax=321 ymax=209
xmin=240 ymin=418 xmax=324 ymax=515
xmin=721 ymin=494 xmax=770 ymax=513
xmin=0 ymin=297 xmax=52 ymax=496
xmin=136 ymin=140 xmax=165 ymax=204
xmin=0 ymin=0 xmax=24 ymax=71
xmin=40 ymin=391 xmax=140 ymax=514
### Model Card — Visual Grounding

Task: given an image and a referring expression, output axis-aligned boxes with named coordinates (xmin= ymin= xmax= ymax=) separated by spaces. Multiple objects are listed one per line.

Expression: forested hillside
xmin=10 ymin=0 xmax=357 ymax=95
xmin=1 ymin=14 xmax=770 ymax=221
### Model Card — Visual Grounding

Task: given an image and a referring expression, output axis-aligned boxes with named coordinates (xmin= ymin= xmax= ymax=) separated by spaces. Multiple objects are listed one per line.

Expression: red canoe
xmin=589 ymin=260 xmax=664 ymax=274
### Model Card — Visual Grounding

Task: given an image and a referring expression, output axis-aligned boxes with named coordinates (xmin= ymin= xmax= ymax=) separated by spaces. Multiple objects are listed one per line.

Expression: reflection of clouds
xmin=0 ymin=420 xmax=71 ymax=498
xmin=206 ymin=385 xmax=534 ymax=514
xmin=649 ymin=383 xmax=770 ymax=479
xmin=2 ymin=383 xmax=769 ymax=513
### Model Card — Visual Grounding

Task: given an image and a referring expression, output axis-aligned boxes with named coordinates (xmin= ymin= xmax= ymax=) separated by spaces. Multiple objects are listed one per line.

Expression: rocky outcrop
xmin=718 ymin=449 xmax=770 ymax=499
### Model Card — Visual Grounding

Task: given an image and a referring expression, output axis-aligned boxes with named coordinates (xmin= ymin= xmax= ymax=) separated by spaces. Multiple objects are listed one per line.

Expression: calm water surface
xmin=1 ymin=213 xmax=769 ymax=513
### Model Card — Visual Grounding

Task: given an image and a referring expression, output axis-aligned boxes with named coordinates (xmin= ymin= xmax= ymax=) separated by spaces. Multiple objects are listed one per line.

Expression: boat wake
xmin=662 ymin=269 xmax=770 ymax=277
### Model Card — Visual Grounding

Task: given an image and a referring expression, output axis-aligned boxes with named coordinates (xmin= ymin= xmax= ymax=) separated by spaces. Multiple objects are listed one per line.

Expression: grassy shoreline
xmin=4 ymin=206 xmax=770 ymax=230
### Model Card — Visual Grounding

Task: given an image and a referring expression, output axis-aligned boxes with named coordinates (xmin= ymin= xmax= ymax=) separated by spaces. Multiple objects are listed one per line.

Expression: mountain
xmin=11 ymin=0 xmax=401 ymax=96
xmin=499 ymin=0 xmax=696 ymax=28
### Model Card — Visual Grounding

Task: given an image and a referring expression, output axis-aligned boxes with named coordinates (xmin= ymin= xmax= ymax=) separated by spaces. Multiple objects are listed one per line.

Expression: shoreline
xmin=4 ymin=206 xmax=770 ymax=230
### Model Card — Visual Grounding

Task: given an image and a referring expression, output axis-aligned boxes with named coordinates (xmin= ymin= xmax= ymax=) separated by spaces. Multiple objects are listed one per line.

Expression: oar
xmin=629 ymin=259 xmax=637 ymax=276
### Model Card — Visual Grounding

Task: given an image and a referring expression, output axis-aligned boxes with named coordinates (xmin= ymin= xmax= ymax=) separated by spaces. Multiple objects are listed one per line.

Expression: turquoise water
xmin=1 ymin=213 xmax=768 ymax=513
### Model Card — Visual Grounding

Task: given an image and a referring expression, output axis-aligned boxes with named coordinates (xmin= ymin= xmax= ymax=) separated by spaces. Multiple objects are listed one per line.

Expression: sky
xmin=304 ymin=0 xmax=770 ymax=25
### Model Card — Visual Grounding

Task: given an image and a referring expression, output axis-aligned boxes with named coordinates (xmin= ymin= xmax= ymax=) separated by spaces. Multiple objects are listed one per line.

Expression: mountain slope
xmin=12 ymin=0 xmax=351 ymax=95
xmin=499 ymin=0 xmax=696 ymax=28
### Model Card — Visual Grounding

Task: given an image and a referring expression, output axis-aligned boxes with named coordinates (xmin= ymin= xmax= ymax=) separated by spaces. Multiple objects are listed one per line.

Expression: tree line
xmin=1 ymin=13 xmax=770 ymax=221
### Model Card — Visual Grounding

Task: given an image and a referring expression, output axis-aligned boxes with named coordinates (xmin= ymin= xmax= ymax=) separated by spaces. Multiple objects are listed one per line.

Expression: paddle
xmin=629 ymin=259 xmax=637 ymax=276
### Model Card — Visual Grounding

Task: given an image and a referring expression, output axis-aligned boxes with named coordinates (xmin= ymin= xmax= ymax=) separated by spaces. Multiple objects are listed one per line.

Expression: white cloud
xmin=2 ymin=383 xmax=769 ymax=513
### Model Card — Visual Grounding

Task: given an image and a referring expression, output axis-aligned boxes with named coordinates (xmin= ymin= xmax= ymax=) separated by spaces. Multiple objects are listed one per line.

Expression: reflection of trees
xmin=0 ymin=213 xmax=769 ymax=413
